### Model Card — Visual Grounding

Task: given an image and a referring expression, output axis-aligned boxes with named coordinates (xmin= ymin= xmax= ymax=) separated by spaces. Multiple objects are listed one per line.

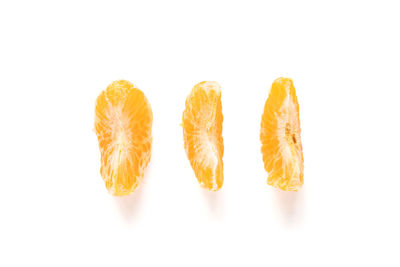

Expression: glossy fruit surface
xmin=260 ymin=77 xmax=304 ymax=191
xmin=95 ymin=80 xmax=152 ymax=196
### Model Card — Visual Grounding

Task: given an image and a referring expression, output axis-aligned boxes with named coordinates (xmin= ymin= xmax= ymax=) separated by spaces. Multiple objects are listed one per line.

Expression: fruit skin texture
xmin=260 ymin=77 xmax=304 ymax=191
xmin=182 ymin=81 xmax=224 ymax=191
xmin=95 ymin=80 xmax=153 ymax=196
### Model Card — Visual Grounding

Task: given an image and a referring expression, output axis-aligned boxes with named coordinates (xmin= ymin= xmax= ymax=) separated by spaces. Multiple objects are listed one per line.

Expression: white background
xmin=1 ymin=0 xmax=399 ymax=266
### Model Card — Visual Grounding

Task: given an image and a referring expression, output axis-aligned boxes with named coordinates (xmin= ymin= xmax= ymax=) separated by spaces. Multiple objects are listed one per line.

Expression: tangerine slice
xmin=260 ymin=77 xmax=304 ymax=191
xmin=95 ymin=80 xmax=153 ymax=196
xmin=182 ymin=81 xmax=224 ymax=191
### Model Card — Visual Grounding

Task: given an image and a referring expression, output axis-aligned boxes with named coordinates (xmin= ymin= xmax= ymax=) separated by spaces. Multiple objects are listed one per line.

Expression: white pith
xmin=102 ymin=105 xmax=132 ymax=195
xmin=197 ymin=133 xmax=219 ymax=190
xmin=275 ymin=82 xmax=301 ymax=186
xmin=201 ymin=81 xmax=221 ymax=95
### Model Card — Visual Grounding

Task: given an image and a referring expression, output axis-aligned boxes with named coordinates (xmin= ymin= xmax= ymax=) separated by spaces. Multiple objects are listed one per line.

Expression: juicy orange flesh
xmin=182 ymin=81 xmax=224 ymax=191
xmin=260 ymin=77 xmax=304 ymax=191
xmin=95 ymin=80 xmax=152 ymax=196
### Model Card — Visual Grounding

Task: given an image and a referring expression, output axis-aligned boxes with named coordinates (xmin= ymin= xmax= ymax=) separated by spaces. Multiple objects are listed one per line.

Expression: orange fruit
xmin=260 ymin=77 xmax=304 ymax=191
xmin=94 ymin=80 xmax=153 ymax=196
xmin=182 ymin=81 xmax=224 ymax=191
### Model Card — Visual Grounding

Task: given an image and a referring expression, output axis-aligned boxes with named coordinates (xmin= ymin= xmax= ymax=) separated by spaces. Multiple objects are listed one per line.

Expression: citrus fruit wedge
xmin=182 ymin=81 xmax=224 ymax=191
xmin=94 ymin=80 xmax=153 ymax=196
xmin=260 ymin=77 xmax=304 ymax=191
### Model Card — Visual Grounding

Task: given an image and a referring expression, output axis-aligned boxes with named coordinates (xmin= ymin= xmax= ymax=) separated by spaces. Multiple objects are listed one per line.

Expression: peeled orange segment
xmin=95 ymin=80 xmax=152 ymax=196
xmin=260 ymin=77 xmax=304 ymax=191
xmin=182 ymin=81 xmax=224 ymax=191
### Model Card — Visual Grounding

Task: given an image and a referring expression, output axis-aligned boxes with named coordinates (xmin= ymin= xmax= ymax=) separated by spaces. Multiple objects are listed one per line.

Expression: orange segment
xmin=182 ymin=81 xmax=224 ymax=191
xmin=260 ymin=77 xmax=304 ymax=191
xmin=95 ymin=80 xmax=152 ymax=196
